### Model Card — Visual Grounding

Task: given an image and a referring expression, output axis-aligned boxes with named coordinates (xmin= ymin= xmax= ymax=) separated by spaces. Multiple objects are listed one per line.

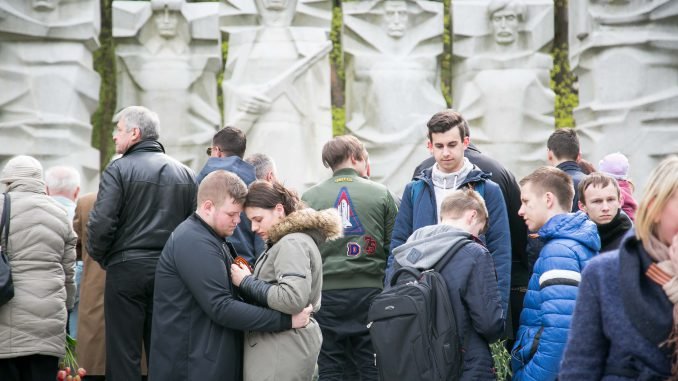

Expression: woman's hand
xmin=230 ymin=263 xmax=252 ymax=287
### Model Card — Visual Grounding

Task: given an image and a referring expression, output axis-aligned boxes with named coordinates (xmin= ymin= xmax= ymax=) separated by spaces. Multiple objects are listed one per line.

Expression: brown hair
xmin=520 ymin=166 xmax=574 ymax=211
xmin=321 ymin=135 xmax=367 ymax=171
xmin=440 ymin=188 xmax=489 ymax=234
xmin=547 ymin=128 xmax=580 ymax=162
xmin=198 ymin=170 xmax=247 ymax=207
xmin=577 ymin=173 xmax=621 ymax=205
xmin=213 ymin=126 xmax=246 ymax=158
xmin=245 ymin=180 xmax=303 ymax=215
xmin=427 ymin=110 xmax=469 ymax=142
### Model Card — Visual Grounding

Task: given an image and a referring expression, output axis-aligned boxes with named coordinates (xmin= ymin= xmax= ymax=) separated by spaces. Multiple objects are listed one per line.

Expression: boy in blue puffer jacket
xmin=511 ymin=167 xmax=601 ymax=381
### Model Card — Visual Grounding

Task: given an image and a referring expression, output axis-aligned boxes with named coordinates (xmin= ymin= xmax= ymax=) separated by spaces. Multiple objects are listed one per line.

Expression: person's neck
xmin=440 ymin=219 xmax=470 ymax=234
xmin=551 ymin=157 xmax=576 ymax=167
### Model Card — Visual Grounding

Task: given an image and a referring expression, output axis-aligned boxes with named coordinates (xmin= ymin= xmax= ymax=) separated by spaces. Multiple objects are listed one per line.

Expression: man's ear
xmin=73 ymin=186 xmax=80 ymax=201
xmin=545 ymin=192 xmax=554 ymax=209
xmin=578 ymin=200 xmax=587 ymax=213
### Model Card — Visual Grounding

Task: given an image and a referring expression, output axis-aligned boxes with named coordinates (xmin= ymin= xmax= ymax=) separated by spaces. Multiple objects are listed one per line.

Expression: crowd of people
xmin=0 ymin=104 xmax=676 ymax=381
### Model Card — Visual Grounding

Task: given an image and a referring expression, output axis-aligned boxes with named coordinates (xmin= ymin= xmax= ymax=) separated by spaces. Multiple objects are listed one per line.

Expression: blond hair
xmin=198 ymin=170 xmax=247 ymax=207
xmin=440 ymin=188 xmax=489 ymax=234
xmin=635 ymin=156 xmax=678 ymax=242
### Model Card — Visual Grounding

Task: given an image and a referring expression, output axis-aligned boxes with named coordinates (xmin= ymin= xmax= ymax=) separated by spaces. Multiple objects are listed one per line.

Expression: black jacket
xmin=392 ymin=225 xmax=504 ymax=380
xmin=87 ymin=140 xmax=197 ymax=268
xmin=598 ymin=210 xmax=633 ymax=253
xmin=149 ymin=214 xmax=292 ymax=381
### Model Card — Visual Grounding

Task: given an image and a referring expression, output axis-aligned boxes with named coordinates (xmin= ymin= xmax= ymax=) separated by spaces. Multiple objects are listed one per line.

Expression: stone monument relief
xmin=453 ymin=0 xmax=555 ymax=179
xmin=569 ymin=0 xmax=678 ymax=192
xmin=343 ymin=0 xmax=446 ymax=195
xmin=0 ymin=0 xmax=101 ymax=191
xmin=221 ymin=0 xmax=333 ymax=192
xmin=113 ymin=0 xmax=222 ymax=172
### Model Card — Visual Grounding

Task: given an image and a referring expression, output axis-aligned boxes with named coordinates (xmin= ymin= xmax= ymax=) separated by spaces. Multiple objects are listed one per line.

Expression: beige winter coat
xmin=243 ymin=208 xmax=342 ymax=381
xmin=0 ymin=179 xmax=77 ymax=359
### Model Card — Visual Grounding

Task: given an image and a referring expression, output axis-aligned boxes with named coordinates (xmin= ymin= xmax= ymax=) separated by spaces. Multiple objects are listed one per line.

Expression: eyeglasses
xmin=206 ymin=146 xmax=222 ymax=156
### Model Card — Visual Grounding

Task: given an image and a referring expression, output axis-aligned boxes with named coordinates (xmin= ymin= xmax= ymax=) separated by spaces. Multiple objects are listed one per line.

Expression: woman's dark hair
xmin=245 ymin=180 xmax=302 ymax=215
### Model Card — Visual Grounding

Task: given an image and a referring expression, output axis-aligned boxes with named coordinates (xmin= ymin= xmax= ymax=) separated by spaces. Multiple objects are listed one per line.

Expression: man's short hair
xmin=440 ymin=188 xmax=489 ymax=234
xmin=118 ymin=106 xmax=160 ymax=140
xmin=547 ymin=129 xmax=580 ymax=162
xmin=520 ymin=166 xmax=574 ymax=211
xmin=45 ymin=166 xmax=81 ymax=194
xmin=245 ymin=153 xmax=276 ymax=180
xmin=488 ymin=0 xmax=526 ymax=21
xmin=577 ymin=173 xmax=621 ymax=205
xmin=213 ymin=126 xmax=247 ymax=158
xmin=427 ymin=110 xmax=469 ymax=142
xmin=322 ymin=135 xmax=367 ymax=171
xmin=198 ymin=170 xmax=247 ymax=207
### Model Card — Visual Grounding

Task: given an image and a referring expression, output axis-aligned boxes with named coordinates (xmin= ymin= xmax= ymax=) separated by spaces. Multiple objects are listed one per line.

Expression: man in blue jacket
xmin=196 ymin=126 xmax=264 ymax=263
xmin=511 ymin=166 xmax=600 ymax=380
xmin=389 ymin=109 xmax=512 ymax=317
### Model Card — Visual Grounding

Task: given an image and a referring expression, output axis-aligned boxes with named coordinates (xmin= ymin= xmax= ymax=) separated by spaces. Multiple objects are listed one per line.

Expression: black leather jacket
xmin=87 ymin=140 xmax=197 ymax=268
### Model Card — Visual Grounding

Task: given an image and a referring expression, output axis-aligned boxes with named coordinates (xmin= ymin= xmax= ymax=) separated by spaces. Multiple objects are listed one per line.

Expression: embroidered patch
xmin=364 ymin=236 xmax=377 ymax=255
xmin=406 ymin=248 xmax=422 ymax=263
xmin=334 ymin=177 xmax=354 ymax=183
xmin=347 ymin=242 xmax=361 ymax=257
xmin=334 ymin=187 xmax=365 ymax=235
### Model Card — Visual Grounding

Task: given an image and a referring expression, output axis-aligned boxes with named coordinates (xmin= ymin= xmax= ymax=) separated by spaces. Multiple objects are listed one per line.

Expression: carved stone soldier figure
xmin=343 ymin=0 xmax=446 ymax=194
xmin=114 ymin=0 xmax=221 ymax=171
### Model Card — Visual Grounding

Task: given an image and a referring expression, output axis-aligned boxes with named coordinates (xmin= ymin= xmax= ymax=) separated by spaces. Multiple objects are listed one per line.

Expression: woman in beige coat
xmin=231 ymin=181 xmax=341 ymax=381
xmin=0 ymin=156 xmax=77 ymax=380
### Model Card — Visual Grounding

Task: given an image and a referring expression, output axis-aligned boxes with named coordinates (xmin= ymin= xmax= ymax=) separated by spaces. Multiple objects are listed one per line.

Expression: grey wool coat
xmin=243 ymin=208 xmax=342 ymax=381
xmin=0 ymin=179 xmax=77 ymax=359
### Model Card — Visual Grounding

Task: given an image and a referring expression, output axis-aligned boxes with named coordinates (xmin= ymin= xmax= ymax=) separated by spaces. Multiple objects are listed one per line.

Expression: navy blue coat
xmin=389 ymin=166 xmax=512 ymax=315
xmin=196 ymin=156 xmax=264 ymax=263
xmin=511 ymin=212 xmax=600 ymax=381
xmin=560 ymin=231 xmax=672 ymax=380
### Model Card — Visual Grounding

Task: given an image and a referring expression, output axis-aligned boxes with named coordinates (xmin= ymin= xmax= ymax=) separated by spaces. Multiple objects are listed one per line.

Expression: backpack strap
xmin=409 ymin=180 xmax=425 ymax=205
xmin=433 ymin=237 xmax=472 ymax=273
xmin=0 ymin=193 xmax=9 ymax=253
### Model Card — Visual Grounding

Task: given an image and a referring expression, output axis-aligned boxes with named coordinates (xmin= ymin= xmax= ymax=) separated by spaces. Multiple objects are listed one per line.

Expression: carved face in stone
xmin=256 ymin=0 xmax=297 ymax=27
xmin=490 ymin=6 xmax=520 ymax=45
xmin=32 ymin=0 xmax=60 ymax=12
xmin=383 ymin=1 xmax=409 ymax=39
xmin=154 ymin=6 xmax=180 ymax=38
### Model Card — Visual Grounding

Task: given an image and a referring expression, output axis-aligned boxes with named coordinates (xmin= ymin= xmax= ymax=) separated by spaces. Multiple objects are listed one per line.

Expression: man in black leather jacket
xmin=87 ymin=105 xmax=197 ymax=381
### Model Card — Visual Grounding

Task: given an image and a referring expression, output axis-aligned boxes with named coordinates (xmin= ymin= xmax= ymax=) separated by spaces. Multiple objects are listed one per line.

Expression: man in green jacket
xmin=302 ymin=135 xmax=398 ymax=380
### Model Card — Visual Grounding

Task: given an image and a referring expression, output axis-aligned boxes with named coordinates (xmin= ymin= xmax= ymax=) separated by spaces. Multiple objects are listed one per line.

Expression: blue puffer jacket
xmin=511 ymin=212 xmax=601 ymax=381
xmin=388 ymin=166 xmax=512 ymax=315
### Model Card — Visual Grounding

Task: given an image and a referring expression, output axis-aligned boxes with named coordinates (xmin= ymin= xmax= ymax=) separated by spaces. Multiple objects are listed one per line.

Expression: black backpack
xmin=368 ymin=239 xmax=470 ymax=381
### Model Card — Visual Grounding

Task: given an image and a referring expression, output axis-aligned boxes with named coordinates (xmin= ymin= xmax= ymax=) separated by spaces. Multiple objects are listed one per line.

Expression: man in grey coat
xmin=149 ymin=170 xmax=312 ymax=381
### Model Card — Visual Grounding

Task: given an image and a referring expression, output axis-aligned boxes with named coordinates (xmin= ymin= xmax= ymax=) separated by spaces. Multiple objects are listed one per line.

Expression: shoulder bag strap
xmin=433 ymin=238 xmax=472 ymax=273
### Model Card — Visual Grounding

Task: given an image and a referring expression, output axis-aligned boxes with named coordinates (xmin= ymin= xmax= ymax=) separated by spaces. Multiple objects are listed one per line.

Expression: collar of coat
xmin=267 ymin=208 xmax=342 ymax=246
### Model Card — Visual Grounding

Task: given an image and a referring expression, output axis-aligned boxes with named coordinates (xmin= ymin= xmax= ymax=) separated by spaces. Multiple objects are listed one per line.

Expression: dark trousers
xmin=0 ymin=354 xmax=59 ymax=381
xmin=104 ymin=258 xmax=157 ymax=381
xmin=316 ymin=288 xmax=381 ymax=381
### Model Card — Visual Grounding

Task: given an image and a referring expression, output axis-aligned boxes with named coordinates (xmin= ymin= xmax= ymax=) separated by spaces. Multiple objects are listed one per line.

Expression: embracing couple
xmin=148 ymin=170 xmax=342 ymax=381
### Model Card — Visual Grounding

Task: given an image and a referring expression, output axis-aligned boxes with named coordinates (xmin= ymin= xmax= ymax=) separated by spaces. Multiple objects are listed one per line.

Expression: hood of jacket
xmin=415 ymin=164 xmax=492 ymax=189
xmin=393 ymin=224 xmax=472 ymax=270
xmin=5 ymin=178 xmax=47 ymax=194
xmin=539 ymin=211 xmax=601 ymax=252
xmin=198 ymin=156 xmax=256 ymax=185
xmin=267 ymin=208 xmax=343 ymax=246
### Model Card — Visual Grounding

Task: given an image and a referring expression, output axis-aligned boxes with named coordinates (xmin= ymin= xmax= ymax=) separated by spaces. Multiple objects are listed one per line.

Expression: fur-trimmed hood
xmin=267 ymin=208 xmax=343 ymax=246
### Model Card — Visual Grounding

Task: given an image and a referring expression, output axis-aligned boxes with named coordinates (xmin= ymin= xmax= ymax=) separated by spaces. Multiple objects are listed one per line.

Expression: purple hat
xmin=599 ymin=152 xmax=629 ymax=180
